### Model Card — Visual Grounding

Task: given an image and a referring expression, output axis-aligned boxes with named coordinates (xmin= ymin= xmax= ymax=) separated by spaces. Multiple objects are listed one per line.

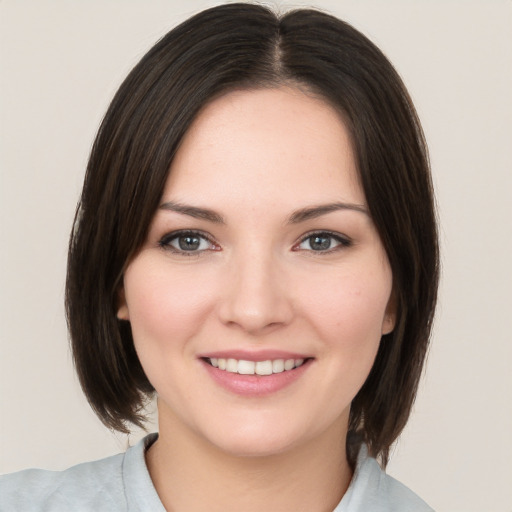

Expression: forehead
xmin=163 ymin=87 xmax=364 ymax=212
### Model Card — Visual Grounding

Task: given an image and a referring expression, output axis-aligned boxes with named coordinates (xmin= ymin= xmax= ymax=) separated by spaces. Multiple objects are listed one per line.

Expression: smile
xmin=207 ymin=357 xmax=306 ymax=375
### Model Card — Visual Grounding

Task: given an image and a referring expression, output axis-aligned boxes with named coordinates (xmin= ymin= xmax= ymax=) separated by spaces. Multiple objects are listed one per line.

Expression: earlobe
xmin=381 ymin=292 xmax=396 ymax=335
xmin=116 ymin=287 xmax=130 ymax=321
xmin=117 ymin=305 xmax=130 ymax=321
xmin=381 ymin=313 xmax=395 ymax=335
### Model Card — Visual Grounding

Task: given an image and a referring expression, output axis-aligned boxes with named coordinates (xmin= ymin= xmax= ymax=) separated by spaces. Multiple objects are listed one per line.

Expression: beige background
xmin=1 ymin=1 xmax=511 ymax=510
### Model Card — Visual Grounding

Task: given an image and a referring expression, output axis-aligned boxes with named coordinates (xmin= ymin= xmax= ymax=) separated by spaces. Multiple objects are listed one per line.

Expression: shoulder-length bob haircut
xmin=66 ymin=3 xmax=439 ymax=467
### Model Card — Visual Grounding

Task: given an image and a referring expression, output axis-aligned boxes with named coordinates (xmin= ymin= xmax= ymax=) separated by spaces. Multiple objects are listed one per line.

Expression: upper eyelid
xmin=293 ymin=231 xmax=352 ymax=253
xmin=157 ymin=229 xmax=351 ymax=250
xmin=160 ymin=229 xmax=214 ymax=241
xmin=159 ymin=229 xmax=217 ymax=249
xmin=297 ymin=230 xmax=351 ymax=243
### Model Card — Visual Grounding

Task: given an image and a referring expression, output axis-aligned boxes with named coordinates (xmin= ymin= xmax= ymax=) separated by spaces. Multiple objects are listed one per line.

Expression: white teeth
xmin=226 ymin=358 xmax=238 ymax=372
xmin=284 ymin=359 xmax=295 ymax=371
xmin=209 ymin=357 xmax=307 ymax=375
xmin=255 ymin=360 xmax=273 ymax=375
xmin=237 ymin=360 xmax=255 ymax=375
xmin=272 ymin=359 xmax=285 ymax=373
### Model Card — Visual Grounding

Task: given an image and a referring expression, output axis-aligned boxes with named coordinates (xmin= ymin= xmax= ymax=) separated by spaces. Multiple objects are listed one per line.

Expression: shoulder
xmin=0 ymin=450 xmax=126 ymax=512
xmin=0 ymin=434 xmax=162 ymax=512
xmin=336 ymin=446 xmax=434 ymax=512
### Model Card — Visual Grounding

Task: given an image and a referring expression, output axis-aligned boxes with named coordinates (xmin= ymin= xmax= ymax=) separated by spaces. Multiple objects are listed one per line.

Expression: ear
xmin=381 ymin=291 xmax=396 ymax=335
xmin=116 ymin=286 xmax=130 ymax=321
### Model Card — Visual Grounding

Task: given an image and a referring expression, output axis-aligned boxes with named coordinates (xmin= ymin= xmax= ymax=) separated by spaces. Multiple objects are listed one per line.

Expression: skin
xmin=118 ymin=87 xmax=395 ymax=512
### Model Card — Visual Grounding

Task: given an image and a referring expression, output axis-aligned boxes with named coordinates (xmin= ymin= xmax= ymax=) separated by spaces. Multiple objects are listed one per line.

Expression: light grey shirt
xmin=0 ymin=434 xmax=433 ymax=511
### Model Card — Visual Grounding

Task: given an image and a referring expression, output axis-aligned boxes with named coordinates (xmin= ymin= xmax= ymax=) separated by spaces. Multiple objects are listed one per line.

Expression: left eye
xmin=296 ymin=232 xmax=350 ymax=252
xmin=159 ymin=231 xmax=214 ymax=253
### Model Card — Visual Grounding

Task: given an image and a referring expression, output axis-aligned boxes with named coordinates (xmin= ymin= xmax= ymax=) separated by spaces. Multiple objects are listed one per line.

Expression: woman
xmin=0 ymin=3 xmax=438 ymax=511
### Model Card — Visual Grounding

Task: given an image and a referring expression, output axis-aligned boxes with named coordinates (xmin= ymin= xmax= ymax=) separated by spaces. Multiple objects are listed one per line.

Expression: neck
xmin=146 ymin=408 xmax=352 ymax=512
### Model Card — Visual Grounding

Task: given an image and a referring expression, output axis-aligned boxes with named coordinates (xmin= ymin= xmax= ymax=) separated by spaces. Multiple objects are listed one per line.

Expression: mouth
xmin=200 ymin=354 xmax=313 ymax=396
xmin=202 ymin=357 xmax=310 ymax=376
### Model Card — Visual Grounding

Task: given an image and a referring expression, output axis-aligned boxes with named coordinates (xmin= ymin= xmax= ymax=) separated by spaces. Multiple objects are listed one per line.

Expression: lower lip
xmin=201 ymin=359 xmax=312 ymax=396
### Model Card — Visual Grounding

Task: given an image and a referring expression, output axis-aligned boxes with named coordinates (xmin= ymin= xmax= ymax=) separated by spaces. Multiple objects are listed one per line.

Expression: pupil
xmin=179 ymin=235 xmax=200 ymax=251
xmin=311 ymin=235 xmax=331 ymax=250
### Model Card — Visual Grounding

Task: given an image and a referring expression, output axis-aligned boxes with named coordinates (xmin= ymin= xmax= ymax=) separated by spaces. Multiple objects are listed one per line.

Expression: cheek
xmin=123 ymin=259 xmax=219 ymax=351
xmin=299 ymin=271 xmax=391 ymax=410
xmin=297 ymin=264 xmax=392 ymax=356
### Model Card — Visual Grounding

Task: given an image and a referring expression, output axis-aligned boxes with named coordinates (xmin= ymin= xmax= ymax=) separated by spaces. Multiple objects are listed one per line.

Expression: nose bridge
xmin=218 ymin=243 xmax=293 ymax=334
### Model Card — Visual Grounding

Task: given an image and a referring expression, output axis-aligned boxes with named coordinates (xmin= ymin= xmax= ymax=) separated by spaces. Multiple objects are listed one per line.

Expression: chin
xmin=197 ymin=414 xmax=331 ymax=459
xmin=209 ymin=430 xmax=301 ymax=458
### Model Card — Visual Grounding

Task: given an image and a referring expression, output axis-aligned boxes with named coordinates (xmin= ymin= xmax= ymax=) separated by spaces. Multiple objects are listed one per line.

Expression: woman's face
xmin=118 ymin=87 xmax=395 ymax=457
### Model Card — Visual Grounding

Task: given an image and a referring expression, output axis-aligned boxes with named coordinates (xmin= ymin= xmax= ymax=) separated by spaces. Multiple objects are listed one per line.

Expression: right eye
xmin=159 ymin=230 xmax=217 ymax=254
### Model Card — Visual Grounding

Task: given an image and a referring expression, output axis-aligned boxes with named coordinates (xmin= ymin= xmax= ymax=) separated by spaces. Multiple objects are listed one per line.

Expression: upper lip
xmin=198 ymin=350 xmax=312 ymax=362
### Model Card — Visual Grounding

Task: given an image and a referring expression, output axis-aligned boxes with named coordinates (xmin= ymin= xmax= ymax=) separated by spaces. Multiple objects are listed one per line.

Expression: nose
xmin=217 ymin=250 xmax=294 ymax=336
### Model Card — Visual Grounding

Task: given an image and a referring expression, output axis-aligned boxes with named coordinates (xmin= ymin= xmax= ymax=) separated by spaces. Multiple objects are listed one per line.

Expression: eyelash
xmin=158 ymin=230 xmax=352 ymax=256
xmin=293 ymin=231 xmax=352 ymax=254
xmin=158 ymin=230 xmax=218 ymax=256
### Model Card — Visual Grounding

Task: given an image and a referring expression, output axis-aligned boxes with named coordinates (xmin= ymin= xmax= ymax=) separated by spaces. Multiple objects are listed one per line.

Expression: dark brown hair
xmin=66 ymin=3 xmax=439 ymax=467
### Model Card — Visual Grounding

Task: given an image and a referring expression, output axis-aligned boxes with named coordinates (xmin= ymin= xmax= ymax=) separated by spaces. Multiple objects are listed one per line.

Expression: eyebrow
xmin=158 ymin=200 xmax=368 ymax=225
xmin=159 ymin=201 xmax=225 ymax=224
xmin=288 ymin=202 xmax=369 ymax=223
